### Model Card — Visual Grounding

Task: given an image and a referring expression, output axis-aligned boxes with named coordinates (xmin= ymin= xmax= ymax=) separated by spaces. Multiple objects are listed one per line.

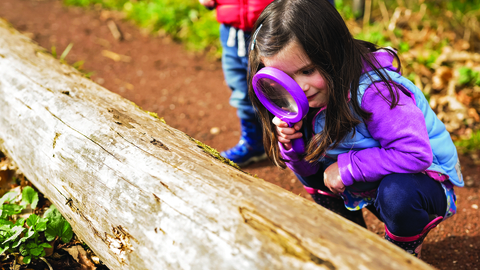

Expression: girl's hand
xmin=324 ymin=162 xmax=346 ymax=194
xmin=272 ymin=117 xmax=303 ymax=150
xmin=198 ymin=0 xmax=215 ymax=8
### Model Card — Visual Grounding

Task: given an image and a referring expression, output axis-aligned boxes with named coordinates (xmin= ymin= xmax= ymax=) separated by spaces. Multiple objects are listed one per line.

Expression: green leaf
xmin=0 ymin=204 xmax=24 ymax=218
xmin=459 ymin=67 xmax=474 ymax=86
xmin=36 ymin=219 xmax=47 ymax=232
xmin=44 ymin=205 xmax=73 ymax=242
xmin=13 ymin=230 xmax=35 ymax=248
xmin=60 ymin=222 xmax=73 ymax=243
xmin=2 ymin=226 xmax=25 ymax=245
xmin=0 ymin=245 xmax=9 ymax=256
xmin=45 ymin=219 xmax=73 ymax=243
xmin=0 ymin=219 xmax=13 ymax=227
xmin=26 ymin=242 xmax=37 ymax=249
xmin=43 ymin=205 xmax=62 ymax=222
xmin=398 ymin=41 xmax=410 ymax=53
xmin=25 ymin=229 xmax=35 ymax=239
xmin=26 ymin=214 xmax=40 ymax=228
xmin=23 ymin=255 xmax=31 ymax=264
xmin=0 ymin=224 xmax=13 ymax=231
xmin=14 ymin=218 xmax=25 ymax=227
xmin=0 ymin=190 xmax=20 ymax=205
xmin=19 ymin=244 xmax=27 ymax=256
xmin=30 ymin=246 xmax=44 ymax=256
xmin=44 ymin=226 xmax=56 ymax=242
xmin=21 ymin=186 xmax=39 ymax=209
xmin=40 ymin=243 xmax=52 ymax=249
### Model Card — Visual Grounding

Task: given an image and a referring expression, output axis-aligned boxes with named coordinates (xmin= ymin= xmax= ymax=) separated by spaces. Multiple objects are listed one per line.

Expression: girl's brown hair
xmin=248 ymin=0 xmax=401 ymax=168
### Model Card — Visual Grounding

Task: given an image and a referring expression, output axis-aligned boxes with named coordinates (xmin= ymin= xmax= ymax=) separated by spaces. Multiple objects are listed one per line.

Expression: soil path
xmin=0 ymin=1 xmax=478 ymax=269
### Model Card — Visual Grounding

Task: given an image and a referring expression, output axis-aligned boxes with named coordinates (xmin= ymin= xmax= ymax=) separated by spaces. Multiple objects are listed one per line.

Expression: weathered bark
xmin=0 ymin=18 xmax=433 ymax=270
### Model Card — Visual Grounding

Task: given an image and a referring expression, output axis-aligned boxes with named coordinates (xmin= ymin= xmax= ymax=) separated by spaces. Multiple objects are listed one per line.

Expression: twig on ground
xmin=40 ymin=257 xmax=53 ymax=270
xmin=107 ymin=20 xmax=123 ymax=41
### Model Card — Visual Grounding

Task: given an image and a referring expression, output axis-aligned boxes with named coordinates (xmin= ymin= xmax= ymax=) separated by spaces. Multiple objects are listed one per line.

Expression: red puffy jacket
xmin=215 ymin=0 xmax=273 ymax=32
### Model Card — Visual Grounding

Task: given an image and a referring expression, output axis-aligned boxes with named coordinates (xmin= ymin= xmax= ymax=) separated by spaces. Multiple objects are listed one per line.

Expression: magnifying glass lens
xmin=256 ymin=78 xmax=298 ymax=114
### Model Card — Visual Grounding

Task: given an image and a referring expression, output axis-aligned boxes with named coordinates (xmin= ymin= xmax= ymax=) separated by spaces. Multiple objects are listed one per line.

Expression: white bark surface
xmin=0 ymin=18 xmax=433 ymax=270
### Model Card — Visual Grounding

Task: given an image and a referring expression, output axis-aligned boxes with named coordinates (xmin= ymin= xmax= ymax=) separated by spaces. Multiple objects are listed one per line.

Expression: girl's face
xmin=261 ymin=41 xmax=328 ymax=108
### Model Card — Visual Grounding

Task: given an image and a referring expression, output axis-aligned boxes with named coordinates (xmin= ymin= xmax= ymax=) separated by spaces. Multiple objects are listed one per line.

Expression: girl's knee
xmin=375 ymin=174 xmax=426 ymax=226
xmin=376 ymin=174 xmax=415 ymax=212
xmin=376 ymin=173 xmax=445 ymax=215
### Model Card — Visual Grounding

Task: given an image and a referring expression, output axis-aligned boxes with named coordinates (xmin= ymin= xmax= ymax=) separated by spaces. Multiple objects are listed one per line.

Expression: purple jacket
xmin=280 ymin=50 xmax=434 ymax=186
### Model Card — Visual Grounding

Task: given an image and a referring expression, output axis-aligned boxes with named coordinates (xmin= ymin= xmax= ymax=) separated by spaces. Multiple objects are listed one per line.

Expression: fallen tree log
xmin=0 ymin=18 xmax=433 ymax=270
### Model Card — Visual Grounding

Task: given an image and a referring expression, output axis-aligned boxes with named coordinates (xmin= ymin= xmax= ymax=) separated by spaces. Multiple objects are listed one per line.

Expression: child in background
xmin=198 ymin=0 xmax=334 ymax=167
xmin=198 ymin=0 xmax=274 ymax=166
xmin=248 ymin=0 xmax=463 ymax=257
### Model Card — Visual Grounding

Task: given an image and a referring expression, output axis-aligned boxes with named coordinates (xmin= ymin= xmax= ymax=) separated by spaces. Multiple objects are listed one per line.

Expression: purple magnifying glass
xmin=252 ymin=67 xmax=309 ymax=153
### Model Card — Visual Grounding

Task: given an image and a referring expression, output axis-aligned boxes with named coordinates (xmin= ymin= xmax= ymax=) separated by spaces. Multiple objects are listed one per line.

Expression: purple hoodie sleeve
xmin=279 ymin=142 xmax=320 ymax=176
xmin=337 ymin=82 xmax=433 ymax=186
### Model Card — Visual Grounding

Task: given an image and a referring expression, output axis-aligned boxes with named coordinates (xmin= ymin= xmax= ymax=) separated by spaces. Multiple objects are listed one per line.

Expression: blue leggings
xmin=296 ymin=171 xmax=447 ymax=236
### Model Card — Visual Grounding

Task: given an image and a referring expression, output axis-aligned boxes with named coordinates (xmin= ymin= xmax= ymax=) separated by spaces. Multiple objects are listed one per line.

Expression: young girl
xmin=248 ymin=0 xmax=463 ymax=257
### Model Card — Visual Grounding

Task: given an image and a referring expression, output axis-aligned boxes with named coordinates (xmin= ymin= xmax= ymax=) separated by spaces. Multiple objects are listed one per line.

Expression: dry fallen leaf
xmin=63 ymin=245 xmax=96 ymax=270
xmin=456 ymin=90 xmax=472 ymax=105
xmin=432 ymin=66 xmax=453 ymax=90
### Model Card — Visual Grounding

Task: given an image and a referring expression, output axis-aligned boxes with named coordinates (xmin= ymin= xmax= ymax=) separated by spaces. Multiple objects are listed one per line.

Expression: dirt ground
xmin=0 ymin=0 xmax=479 ymax=269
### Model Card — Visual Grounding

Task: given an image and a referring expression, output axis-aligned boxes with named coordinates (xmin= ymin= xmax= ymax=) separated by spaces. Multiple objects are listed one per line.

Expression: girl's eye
xmin=302 ymin=68 xmax=315 ymax=75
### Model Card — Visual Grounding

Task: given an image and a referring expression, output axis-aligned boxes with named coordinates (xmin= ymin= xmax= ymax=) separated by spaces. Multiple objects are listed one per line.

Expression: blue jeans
xmin=220 ymin=24 xmax=256 ymax=121
xmin=296 ymin=166 xmax=447 ymax=236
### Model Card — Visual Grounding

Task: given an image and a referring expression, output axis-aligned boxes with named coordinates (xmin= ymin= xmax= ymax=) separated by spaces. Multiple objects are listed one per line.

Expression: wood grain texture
xmin=0 ymin=18 xmax=433 ymax=270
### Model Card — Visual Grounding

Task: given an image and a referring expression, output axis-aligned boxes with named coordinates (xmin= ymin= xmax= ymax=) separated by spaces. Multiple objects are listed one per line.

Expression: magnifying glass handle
xmin=285 ymin=121 xmax=305 ymax=153
xmin=291 ymin=137 xmax=306 ymax=153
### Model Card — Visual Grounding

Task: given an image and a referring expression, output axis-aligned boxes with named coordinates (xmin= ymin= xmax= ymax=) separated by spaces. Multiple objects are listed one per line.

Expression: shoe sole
xmin=236 ymin=153 xmax=268 ymax=167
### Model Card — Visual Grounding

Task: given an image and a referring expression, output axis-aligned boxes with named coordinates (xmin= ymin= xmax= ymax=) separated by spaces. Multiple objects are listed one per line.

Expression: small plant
xmin=0 ymin=186 xmax=73 ymax=264
xmin=44 ymin=205 xmax=74 ymax=244
xmin=51 ymin=44 xmax=94 ymax=78
xmin=50 ymin=45 xmax=57 ymax=59
xmin=458 ymin=67 xmax=480 ymax=86
xmin=59 ymin=43 xmax=74 ymax=62
xmin=455 ymin=130 xmax=480 ymax=153
xmin=72 ymin=60 xmax=95 ymax=78
xmin=51 ymin=43 xmax=74 ymax=62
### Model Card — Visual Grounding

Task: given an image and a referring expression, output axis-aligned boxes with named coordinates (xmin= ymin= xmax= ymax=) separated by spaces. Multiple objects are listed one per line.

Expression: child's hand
xmin=198 ymin=0 xmax=215 ymax=9
xmin=272 ymin=116 xmax=303 ymax=150
xmin=324 ymin=162 xmax=346 ymax=194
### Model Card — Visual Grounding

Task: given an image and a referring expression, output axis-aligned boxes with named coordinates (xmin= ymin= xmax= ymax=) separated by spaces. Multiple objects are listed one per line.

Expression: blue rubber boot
xmin=221 ymin=119 xmax=266 ymax=167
